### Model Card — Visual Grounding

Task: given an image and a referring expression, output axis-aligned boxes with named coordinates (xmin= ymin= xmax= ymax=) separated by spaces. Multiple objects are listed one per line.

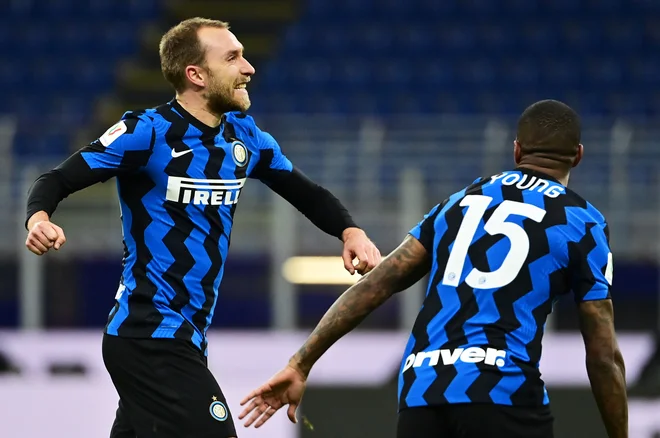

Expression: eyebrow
xmin=226 ymin=48 xmax=244 ymax=58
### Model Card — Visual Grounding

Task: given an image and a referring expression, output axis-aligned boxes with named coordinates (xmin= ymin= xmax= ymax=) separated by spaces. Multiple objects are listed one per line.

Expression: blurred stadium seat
xmin=253 ymin=0 xmax=658 ymax=118
xmin=0 ymin=0 xmax=161 ymax=157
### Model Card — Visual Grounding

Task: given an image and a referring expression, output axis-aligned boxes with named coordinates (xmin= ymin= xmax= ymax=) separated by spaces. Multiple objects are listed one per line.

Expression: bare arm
xmin=290 ymin=235 xmax=431 ymax=376
xmin=578 ymin=299 xmax=627 ymax=438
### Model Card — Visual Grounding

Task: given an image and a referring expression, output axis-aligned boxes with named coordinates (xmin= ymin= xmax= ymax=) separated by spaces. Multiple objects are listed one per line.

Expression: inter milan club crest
xmin=231 ymin=140 xmax=248 ymax=167
xmin=209 ymin=396 xmax=228 ymax=422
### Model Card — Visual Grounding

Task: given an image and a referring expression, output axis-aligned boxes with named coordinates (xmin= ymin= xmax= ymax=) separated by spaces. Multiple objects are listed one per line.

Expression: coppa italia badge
xmin=99 ymin=121 xmax=127 ymax=147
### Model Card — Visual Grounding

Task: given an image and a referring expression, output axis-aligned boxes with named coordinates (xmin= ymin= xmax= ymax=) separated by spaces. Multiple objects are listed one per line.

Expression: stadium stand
xmin=2 ymin=0 xmax=300 ymax=157
xmin=254 ymin=0 xmax=660 ymax=117
xmin=0 ymin=0 xmax=163 ymax=157
xmin=4 ymin=0 xmax=660 ymax=157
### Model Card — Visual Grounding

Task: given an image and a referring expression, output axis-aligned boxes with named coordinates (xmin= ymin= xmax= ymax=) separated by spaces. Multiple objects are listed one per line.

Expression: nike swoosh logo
xmin=171 ymin=149 xmax=193 ymax=158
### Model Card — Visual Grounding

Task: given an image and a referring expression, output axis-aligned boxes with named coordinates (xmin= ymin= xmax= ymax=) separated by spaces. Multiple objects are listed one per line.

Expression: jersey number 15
xmin=442 ymin=195 xmax=546 ymax=290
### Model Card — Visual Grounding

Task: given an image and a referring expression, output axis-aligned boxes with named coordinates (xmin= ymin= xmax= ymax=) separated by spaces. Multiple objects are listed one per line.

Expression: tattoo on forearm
xmin=292 ymin=236 xmax=430 ymax=376
xmin=580 ymin=300 xmax=628 ymax=438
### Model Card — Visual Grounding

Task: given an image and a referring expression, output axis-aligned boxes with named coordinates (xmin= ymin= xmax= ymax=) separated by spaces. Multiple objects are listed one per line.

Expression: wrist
xmin=288 ymin=356 xmax=311 ymax=380
xmin=27 ymin=211 xmax=49 ymax=230
xmin=341 ymin=227 xmax=363 ymax=243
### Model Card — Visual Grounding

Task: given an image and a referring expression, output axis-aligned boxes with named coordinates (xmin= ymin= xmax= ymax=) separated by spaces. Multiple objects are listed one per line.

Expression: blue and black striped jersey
xmin=398 ymin=167 xmax=613 ymax=409
xmin=27 ymin=100 xmax=356 ymax=352
xmin=98 ymin=102 xmax=294 ymax=350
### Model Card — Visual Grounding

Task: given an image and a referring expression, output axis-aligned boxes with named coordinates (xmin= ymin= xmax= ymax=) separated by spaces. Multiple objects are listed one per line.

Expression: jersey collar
xmin=514 ymin=166 xmax=561 ymax=184
xmin=169 ymin=99 xmax=223 ymax=136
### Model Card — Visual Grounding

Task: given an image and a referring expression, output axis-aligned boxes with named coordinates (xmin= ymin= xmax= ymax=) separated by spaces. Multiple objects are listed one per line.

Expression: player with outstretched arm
xmin=239 ymin=100 xmax=628 ymax=438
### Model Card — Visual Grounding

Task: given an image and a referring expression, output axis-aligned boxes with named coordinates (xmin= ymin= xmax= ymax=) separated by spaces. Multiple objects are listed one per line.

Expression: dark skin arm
xmin=238 ymin=235 xmax=430 ymax=428
xmin=291 ymin=234 xmax=431 ymax=376
xmin=578 ymin=299 xmax=628 ymax=438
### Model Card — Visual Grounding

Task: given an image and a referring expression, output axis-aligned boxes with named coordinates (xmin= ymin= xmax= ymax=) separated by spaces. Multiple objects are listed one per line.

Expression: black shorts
xmin=397 ymin=403 xmax=553 ymax=438
xmin=102 ymin=334 xmax=237 ymax=438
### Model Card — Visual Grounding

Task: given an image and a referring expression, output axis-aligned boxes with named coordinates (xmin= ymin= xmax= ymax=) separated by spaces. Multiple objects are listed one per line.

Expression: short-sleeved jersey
xmin=398 ymin=167 xmax=613 ymax=410
xmin=77 ymin=100 xmax=293 ymax=351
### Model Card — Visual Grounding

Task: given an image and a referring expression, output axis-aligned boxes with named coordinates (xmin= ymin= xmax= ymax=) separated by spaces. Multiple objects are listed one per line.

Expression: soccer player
xmin=24 ymin=18 xmax=381 ymax=438
xmin=238 ymin=100 xmax=628 ymax=438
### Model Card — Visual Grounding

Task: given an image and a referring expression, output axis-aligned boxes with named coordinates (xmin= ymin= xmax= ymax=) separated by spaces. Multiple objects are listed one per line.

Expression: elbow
xmin=585 ymin=348 xmax=626 ymax=376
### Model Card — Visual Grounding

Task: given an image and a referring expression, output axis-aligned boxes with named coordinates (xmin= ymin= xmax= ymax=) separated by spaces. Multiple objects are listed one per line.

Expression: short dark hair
xmin=516 ymin=99 xmax=581 ymax=170
xmin=159 ymin=17 xmax=230 ymax=92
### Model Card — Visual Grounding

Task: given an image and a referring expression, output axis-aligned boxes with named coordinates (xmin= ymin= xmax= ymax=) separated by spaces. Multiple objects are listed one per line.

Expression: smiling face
xmin=193 ymin=27 xmax=255 ymax=114
xmin=159 ymin=19 xmax=256 ymax=114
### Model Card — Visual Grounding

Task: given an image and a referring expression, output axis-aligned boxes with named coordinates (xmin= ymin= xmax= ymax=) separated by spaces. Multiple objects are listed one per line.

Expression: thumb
xmin=342 ymin=247 xmax=355 ymax=275
xmin=287 ymin=403 xmax=298 ymax=424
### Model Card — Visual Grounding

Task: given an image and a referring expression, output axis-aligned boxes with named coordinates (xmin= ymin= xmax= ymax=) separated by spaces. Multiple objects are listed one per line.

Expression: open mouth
xmin=235 ymin=83 xmax=248 ymax=90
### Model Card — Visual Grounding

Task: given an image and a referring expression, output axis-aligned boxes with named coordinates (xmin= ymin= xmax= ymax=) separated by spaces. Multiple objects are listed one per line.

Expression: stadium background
xmin=1 ymin=0 xmax=660 ymax=436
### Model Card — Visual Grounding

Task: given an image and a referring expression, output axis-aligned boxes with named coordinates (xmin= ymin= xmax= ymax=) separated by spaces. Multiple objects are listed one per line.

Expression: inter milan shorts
xmin=102 ymin=334 xmax=237 ymax=438
xmin=397 ymin=403 xmax=554 ymax=438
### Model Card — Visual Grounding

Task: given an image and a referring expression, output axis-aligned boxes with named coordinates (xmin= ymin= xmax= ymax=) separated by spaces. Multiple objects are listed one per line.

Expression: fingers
xmin=41 ymin=225 xmax=59 ymax=242
xmin=353 ymin=249 xmax=370 ymax=275
xmin=360 ymin=246 xmax=382 ymax=275
xmin=26 ymin=229 xmax=51 ymax=255
xmin=254 ymin=405 xmax=279 ymax=428
xmin=51 ymin=224 xmax=66 ymax=250
xmin=25 ymin=222 xmax=66 ymax=255
xmin=342 ymin=247 xmax=356 ymax=275
xmin=26 ymin=236 xmax=48 ymax=255
xmin=240 ymin=385 xmax=270 ymax=407
xmin=241 ymin=397 xmax=281 ymax=428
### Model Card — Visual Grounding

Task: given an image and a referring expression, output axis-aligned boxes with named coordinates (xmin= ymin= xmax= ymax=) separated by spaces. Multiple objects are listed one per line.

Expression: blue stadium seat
xmin=339 ymin=59 xmax=371 ymax=89
xmin=260 ymin=0 xmax=657 ymax=117
xmin=605 ymin=21 xmax=644 ymax=51
xmin=361 ymin=24 xmax=396 ymax=54
xmin=586 ymin=58 xmax=623 ymax=86
xmin=438 ymin=24 xmax=477 ymax=53
xmin=631 ymin=59 xmax=660 ymax=85
xmin=502 ymin=0 xmax=540 ymax=14
xmin=3 ymin=0 xmax=161 ymax=155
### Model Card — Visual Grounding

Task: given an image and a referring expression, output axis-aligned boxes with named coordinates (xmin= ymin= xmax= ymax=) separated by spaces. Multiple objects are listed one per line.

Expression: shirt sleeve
xmin=570 ymin=221 xmax=613 ymax=302
xmin=79 ymin=112 xmax=155 ymax=173
xmin=408 ymin=201 xmax=445 ymax=255
xmin=249 ymin=127 xmax=294 ymax=182
xmin=26 ymin=112 xmax=154 ymax=226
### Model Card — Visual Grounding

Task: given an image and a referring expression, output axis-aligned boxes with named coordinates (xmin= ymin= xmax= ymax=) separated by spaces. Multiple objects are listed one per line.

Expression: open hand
xmin=239 ymin=364 xmax=307 ymax=428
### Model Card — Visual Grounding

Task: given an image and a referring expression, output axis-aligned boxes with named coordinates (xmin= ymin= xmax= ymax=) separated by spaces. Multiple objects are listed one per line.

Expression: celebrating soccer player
xmin=24 ymin=18 xmax=381 ymax=438
xmin=239 ymin=100 xmax=628 ymax=438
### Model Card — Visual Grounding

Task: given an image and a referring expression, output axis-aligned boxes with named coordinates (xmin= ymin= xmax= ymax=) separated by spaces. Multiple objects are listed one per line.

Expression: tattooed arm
xmin=288 ymin=235 xmax=430 ymax=377
xmin=578 ymin=299 xmax=628 ymax=438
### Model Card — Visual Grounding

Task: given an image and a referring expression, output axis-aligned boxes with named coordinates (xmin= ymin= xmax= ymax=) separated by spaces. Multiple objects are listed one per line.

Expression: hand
xmin=239 ymin=363 xmax=307 ymax=429
xmin=341 ymin=227 xmax=381 ymax=275
xmin=25 ymin=212 xmax=66 ymax=255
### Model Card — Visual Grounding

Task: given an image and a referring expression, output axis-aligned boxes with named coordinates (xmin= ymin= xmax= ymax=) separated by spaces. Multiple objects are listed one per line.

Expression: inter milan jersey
xmin=29 ymin=100 xmax=296 ymax=351
xmin=398 ymin=167 xmax=613 ymax=409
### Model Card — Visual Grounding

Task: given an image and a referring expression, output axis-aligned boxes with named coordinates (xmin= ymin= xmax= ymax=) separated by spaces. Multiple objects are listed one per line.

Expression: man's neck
xmin=516 ymin=163 xmax=570 ymax=186
xmin=175 ymin=92 xmax=222 ymax=128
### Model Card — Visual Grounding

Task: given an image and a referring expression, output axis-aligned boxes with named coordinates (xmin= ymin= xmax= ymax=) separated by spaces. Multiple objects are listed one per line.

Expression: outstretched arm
xmin=290 ymin=234 xmax=430 ymax=376
xmin=238 ymin=235 xmax=430 ymax=428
